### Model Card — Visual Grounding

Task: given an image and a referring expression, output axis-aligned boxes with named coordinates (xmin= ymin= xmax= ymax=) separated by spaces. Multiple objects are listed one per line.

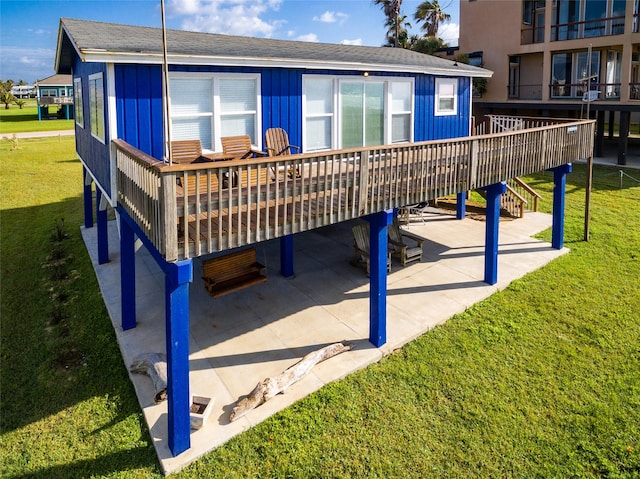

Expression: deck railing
xmin=114 ymin=118 xmax=594 ymax=262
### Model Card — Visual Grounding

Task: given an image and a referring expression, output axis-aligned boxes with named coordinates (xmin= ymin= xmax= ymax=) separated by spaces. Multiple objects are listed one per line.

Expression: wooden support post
xmin=280 ymin=235 xmax=294 ymax=278
xmin=550 ymin=163 xmax=572 ymax=249
xmin=456 ymin=191 xmax=466 ymax=219
xmin=483 ymin=182 xmax=506 ymax=285
xmin=120 ymin=214 xmax=136 ymax=331
xmin=165 ymin=259 xmax=193 ymax=457
xmin=96 ymin=188 xmax=109 ymax=265
xmin=83 ymin=167 xmax=93 ymax=229
xmin=367 ymin=210 xmax=393 ymax=347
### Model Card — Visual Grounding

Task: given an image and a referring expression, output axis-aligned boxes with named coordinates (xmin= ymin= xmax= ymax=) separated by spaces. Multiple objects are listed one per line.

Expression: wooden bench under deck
xmin=202 ymin=247 xmax=267 ymax=298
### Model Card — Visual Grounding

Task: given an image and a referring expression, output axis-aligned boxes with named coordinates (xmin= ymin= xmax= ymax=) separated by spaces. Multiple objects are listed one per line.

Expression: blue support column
xmin=456 ymin=191 xmax=467 ymax=219
xmin=120 ymin=216 xmax=136 ymax=331
xmin=165 ymin=259 xmax=193 ymax=456
xmin=280 ymin=235 xmax=295 ymax=278
xmin=550 ymin=163 xmax=572 ymax=249
xmin=367 ymin=210 xmax=393 ymax=347
xmin=96 ymin=188 xmax=109 ymax=264
xmin=483 ymin=182 xmax=507 ymax=285
xmin=83 ymin=168 xmax=93 ymax=229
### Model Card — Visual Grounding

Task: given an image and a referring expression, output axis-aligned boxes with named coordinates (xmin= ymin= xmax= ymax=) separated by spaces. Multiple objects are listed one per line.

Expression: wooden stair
xmin=476 ymin=177 xmax=542 ymax=218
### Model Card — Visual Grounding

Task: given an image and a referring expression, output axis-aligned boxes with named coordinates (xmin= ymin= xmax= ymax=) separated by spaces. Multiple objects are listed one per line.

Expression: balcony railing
xmin=552 ymin=15 xmax=626 ymax=41
xmin=38 ymin=96 xmax=73 ymax=105
xmin=507 ymin=84 xmax=543 ymax=100
xmin=114 ymin=118 xmax=594 ymax=262
xmin=549 ymin=82 xmax=624 ymax=100
xmin=521 ymin=26 xmax=545 ymax=45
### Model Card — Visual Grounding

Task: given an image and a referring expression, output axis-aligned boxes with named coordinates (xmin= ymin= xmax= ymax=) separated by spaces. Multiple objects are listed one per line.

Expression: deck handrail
xmin=115 ymin=118 xmax=594 ymax=261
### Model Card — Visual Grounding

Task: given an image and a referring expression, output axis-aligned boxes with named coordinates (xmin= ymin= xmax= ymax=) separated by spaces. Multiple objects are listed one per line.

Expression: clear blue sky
xmin=0 ymin=0 xmax=460 ymax=84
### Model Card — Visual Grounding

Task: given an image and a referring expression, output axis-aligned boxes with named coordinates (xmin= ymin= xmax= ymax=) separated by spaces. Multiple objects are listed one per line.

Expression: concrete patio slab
xmin=81 ymin=207 xmax=568 ymax=475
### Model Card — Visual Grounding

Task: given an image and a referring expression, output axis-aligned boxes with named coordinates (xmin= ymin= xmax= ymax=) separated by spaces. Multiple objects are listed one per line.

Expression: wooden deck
xmin=114 ymin=116 xmax=594 ymax=262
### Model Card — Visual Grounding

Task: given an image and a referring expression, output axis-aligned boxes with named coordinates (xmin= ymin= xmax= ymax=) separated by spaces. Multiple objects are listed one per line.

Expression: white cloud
xmin=312 ymin=11 xmax=348 ymax=24
xmin=439 ymin=22 xmax=459 ymax=45
xmin=0 ymin=46 xmax=55 ymax=82
xmin=341 ymin=38 xmax=362 ymax=46
xmin=295 ymin=33 xmax=319 ymax=43
xmin=27 ymin=28 xmax=50 ymax=36
xmin=167 ymin=0 xmax=284 ymax=37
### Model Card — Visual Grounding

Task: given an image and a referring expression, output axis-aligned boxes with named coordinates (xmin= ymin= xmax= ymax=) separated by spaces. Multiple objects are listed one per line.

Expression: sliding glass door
xmin=340 ymin=81 xmax=384 ymax=148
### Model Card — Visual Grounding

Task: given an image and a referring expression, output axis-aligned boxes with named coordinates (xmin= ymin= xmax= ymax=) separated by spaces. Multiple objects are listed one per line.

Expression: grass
xmin=1 ymin=137 xmax=639 ymax=478
xmin=0 ymin=101 xmax=74 ymax=134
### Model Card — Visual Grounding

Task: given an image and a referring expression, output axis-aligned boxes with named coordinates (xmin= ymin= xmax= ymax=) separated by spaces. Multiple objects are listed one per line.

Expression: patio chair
xmin=221 ymin=135 xmax=267 ymax=160
xmin=265 ymin=128 xmax=300 ymax=157
xmin=265 ymin=127 xmax=301 ymax=178
xmin=352 ymin=223 xmax=391 ymax=276
xmin=170 ymin=139 xmax=204 ymax=164
xmin=388 ymin=217 xmax=425 ymax=266
xmin=407 ymin=201 xmax=430 ymax=223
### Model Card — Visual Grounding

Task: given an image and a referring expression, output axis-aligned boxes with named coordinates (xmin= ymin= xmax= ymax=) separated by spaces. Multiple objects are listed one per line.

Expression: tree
xmin=374 ymin=0 xmax=403 ymax=47
xmin=411 ymin=36 xmax=447 ymax=55
xmin=1 ymin=79 xmax=16 ymax=109
xmin=384 ymin=14 xmax=412 ymax=48
xmin=454 ymin=54 xmax=488 ymax=96
xmin=414 ymin=0 xmax=451 ymax=38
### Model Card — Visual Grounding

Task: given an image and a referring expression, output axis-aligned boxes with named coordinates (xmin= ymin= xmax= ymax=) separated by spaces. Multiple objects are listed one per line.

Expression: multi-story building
xmin=453 ymin=0 xmax=639 ymax=164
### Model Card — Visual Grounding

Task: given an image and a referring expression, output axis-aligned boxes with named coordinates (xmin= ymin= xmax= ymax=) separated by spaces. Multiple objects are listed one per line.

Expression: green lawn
xmin=0 ymin=102 xmax=74 ymax=134
xmin=1 ymin=138 xmax=638 ymax=478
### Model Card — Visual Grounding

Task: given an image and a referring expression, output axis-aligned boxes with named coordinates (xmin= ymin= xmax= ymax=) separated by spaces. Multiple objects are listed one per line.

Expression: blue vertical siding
xmin=115 ymin=64 xmax=164 ymax=159
xmin=74 ymin=59 xmax=111 ymax=195
xmin=111 ymin=64 xmax=471 ymax=165
xmin=414 ymin=75 xmax=471 ymax=141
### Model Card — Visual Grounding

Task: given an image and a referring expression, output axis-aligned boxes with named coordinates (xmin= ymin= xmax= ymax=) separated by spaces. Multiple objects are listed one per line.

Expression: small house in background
xmin=35 ymin=73 xmax=73 ymax=120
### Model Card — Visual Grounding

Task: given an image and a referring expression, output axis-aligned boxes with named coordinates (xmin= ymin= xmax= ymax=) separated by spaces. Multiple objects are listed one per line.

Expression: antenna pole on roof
xmin=161 ymin=0 xmax=172 ymax=164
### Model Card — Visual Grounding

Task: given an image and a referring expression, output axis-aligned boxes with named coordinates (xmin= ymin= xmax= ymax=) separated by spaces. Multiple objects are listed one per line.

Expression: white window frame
xmin=435 ymin=78 xmax=458 ymax=116
xmin=88 ymin=72 xmax=105 ymax=143
xmin=73 ymin=77 xmax=83 ymax=128
xmin=302 ymin=75 xmax=414 ymax=152
xmin=168 ymin=72 xmax=262 ymax=153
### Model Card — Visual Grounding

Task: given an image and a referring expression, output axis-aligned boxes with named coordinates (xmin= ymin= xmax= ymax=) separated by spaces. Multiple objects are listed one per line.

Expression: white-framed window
xmin=73 ymin=78 xmax=83 ymax=128
xmin=88 ymin=73 xmax=105 ymax=143
xmin=169 ymin=72 xmax=261 ymax=152
xmin=41 ymin=89 xmax=57 ymax=97
xmin=303 ymin=75 xmax=414 ymax=152
xmin=435 ymin=78 xmax=458 ymax=116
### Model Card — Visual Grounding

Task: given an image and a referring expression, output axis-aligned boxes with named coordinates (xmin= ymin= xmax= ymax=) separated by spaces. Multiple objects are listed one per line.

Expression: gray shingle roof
xmin=36 ymin=73 xmax=72 ymax=86
xmin=56 ymin=18 xmax=491 ymax=78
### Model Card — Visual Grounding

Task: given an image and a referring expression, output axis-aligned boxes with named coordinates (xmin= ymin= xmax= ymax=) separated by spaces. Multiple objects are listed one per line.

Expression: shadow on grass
xmin=0 ymin=196 xmax=159 ymax=474
xmin=8 ymin=446 xmax=161 ymax=479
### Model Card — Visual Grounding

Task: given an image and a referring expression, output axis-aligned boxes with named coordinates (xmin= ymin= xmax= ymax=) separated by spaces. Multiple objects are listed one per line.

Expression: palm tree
xmin=384 ymin=14 xmax=412 ymax=48
xmin=414 ymin=0 xmax=451 ymax=38
xmin=0 ymin=79 xmax=15 ymax=109
xmin=374 ymin=0 xmax=403 ymax=47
